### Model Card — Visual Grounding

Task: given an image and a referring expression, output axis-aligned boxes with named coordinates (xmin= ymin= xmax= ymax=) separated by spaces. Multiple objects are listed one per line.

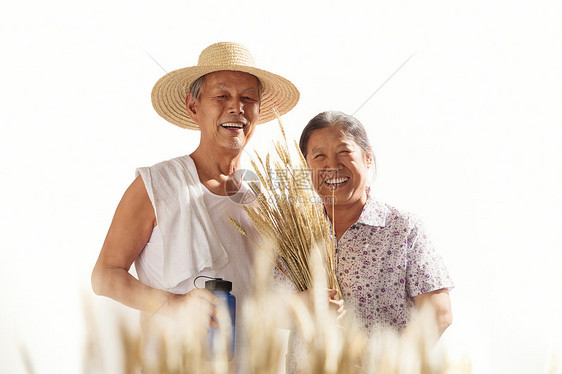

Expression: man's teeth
xmin=221 ymin=123 xmax=244 ymax=129
xmin=325 ymin=177 xmax=349 ymax=185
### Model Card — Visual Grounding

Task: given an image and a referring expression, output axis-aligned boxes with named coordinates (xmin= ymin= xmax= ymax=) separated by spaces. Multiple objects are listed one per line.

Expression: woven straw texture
xmin=151 ymin=42 xmax=300 ymax=130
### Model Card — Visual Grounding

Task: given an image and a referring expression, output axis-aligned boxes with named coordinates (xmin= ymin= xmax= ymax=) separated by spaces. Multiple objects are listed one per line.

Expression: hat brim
xmin=151 ymin=65 xmax=300 ymax=130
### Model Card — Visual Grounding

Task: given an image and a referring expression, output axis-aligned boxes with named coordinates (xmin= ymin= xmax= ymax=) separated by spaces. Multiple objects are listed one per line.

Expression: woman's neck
xmin=325 ymin=191 xmax=368 ymax=240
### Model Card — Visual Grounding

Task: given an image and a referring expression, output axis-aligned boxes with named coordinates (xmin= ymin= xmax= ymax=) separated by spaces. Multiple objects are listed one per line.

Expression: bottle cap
xmin=205 ymin=278 xmax=232 ymax=292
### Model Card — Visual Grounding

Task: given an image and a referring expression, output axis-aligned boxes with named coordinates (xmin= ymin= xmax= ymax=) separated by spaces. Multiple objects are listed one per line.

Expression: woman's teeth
xmin=325 ymin=177 xmax=349 ymax=185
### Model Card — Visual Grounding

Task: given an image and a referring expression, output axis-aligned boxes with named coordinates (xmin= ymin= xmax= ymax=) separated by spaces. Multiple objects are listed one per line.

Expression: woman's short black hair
xmin=299 ymin=111 xmax=372 ymax=158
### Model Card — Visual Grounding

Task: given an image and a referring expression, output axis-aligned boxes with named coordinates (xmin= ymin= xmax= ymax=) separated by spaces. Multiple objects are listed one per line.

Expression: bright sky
xmin=1 ymin=0 xmax=561 ymax=373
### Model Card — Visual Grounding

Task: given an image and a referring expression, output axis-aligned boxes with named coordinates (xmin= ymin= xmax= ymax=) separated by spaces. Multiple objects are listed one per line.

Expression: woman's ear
xmin=366 ymin=147 xmax=374 ymax=168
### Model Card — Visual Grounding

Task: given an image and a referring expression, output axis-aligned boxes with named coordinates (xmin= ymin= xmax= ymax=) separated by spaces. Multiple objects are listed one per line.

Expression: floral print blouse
xmin=336 ymin=191 xmax=454 ymax=333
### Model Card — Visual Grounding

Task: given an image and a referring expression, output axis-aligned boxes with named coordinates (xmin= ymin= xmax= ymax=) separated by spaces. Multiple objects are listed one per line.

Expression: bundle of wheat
xmin=229 ymin=120 xmax=340 ymax=296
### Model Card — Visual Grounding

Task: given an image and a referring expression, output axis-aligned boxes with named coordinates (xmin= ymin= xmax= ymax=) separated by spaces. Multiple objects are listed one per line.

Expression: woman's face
xmin=305 ymin=126 xmax=372 ymax=208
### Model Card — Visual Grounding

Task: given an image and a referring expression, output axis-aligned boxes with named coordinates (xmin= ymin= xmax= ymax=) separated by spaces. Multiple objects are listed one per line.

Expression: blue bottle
xmin=205 ymin=278 xmax=236 ymax=360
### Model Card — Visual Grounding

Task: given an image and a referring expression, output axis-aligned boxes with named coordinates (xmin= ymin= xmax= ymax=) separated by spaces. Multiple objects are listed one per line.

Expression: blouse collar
xmin=355 ymin=187 xmax=388 ymax=227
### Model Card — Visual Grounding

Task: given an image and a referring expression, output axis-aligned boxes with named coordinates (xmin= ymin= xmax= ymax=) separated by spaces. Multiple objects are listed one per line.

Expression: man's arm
xmin=413 ymin=288 xmax=452 ymax=337
xmin=91 ymin=176 xmax=217 ymax=322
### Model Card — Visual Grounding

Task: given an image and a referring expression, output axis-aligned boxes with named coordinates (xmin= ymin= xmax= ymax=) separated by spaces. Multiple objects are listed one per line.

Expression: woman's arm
xmin=413 ymin=288 xmax=452 ymax=337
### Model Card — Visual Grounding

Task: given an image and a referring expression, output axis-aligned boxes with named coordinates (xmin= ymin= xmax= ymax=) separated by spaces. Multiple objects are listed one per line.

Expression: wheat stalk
xmin=230 ymin=118 xmax=340 ymax=297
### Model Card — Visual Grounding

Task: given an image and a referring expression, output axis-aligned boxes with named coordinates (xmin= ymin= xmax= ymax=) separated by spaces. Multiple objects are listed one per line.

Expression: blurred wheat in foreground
xmin=84 ymin=252 xmax=475 ymax=374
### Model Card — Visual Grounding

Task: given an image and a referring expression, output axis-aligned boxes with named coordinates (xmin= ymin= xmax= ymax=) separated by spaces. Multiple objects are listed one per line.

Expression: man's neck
xmin=190 ymin=146 xmax=243 ymax=196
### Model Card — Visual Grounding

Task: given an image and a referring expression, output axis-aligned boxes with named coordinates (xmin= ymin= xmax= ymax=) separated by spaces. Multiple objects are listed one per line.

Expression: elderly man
xmin=91 ymin=42 xmax=299 ymax=361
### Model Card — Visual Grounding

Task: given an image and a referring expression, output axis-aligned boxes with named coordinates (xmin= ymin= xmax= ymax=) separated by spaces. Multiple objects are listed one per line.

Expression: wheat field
xmin=83 ymin=252 xmax=475 ymax=374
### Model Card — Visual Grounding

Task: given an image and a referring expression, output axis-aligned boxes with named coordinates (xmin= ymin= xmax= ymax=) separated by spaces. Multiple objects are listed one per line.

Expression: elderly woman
xmin=299 ymin=111 xmax=453 ymax=335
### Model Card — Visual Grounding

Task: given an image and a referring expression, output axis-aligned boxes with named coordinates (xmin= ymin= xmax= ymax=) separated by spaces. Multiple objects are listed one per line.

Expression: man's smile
xmin=220 ymin=122 xmax=246 ymax=130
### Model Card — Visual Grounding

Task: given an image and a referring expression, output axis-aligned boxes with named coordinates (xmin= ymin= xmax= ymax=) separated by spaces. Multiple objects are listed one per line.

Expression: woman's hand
xmin=326 ymin=289 xmax=346 ymax=321
xmin=293 ymin=288 xmax=346 ymax=320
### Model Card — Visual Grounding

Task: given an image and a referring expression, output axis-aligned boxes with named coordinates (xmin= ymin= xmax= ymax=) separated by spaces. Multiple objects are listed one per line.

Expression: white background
xmin=1 ymin=0 xmax=561 ymax=373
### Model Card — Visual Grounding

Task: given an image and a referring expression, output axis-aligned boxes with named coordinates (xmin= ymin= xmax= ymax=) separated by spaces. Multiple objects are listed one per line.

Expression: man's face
xmin=188 ymin=70 xmax=260 ymax=150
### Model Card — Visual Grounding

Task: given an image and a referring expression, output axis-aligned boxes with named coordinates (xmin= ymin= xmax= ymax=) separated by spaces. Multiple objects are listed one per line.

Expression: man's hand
xmin=166 ymin=288 xmax=219 ymax=329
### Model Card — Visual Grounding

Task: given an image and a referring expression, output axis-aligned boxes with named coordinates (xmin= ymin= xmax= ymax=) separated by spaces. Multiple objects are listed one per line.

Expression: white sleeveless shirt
xmin=133 ymin=156 xmax=257 ymax=369
xmin=134 ymin=155 xmax=256 ymax=296
xmin=134 ymin=185 xmax=256 ymax=298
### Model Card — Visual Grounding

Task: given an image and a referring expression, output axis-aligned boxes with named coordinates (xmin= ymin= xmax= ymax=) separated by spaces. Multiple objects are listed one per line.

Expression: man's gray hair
xmin=188 ymin=73 xmax=263 ymax=102
xmin=189 ymin=75 xmax=206 ymax=101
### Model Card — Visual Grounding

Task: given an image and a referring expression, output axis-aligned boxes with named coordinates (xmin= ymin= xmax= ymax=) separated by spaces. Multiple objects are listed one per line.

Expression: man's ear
xmin=185 ymin=93 xmax=198 ymax=122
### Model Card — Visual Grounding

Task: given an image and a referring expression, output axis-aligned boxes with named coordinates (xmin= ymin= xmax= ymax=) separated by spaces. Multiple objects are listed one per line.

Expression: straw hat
xmin=151 ymin=42 xmax=300 ymax=130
